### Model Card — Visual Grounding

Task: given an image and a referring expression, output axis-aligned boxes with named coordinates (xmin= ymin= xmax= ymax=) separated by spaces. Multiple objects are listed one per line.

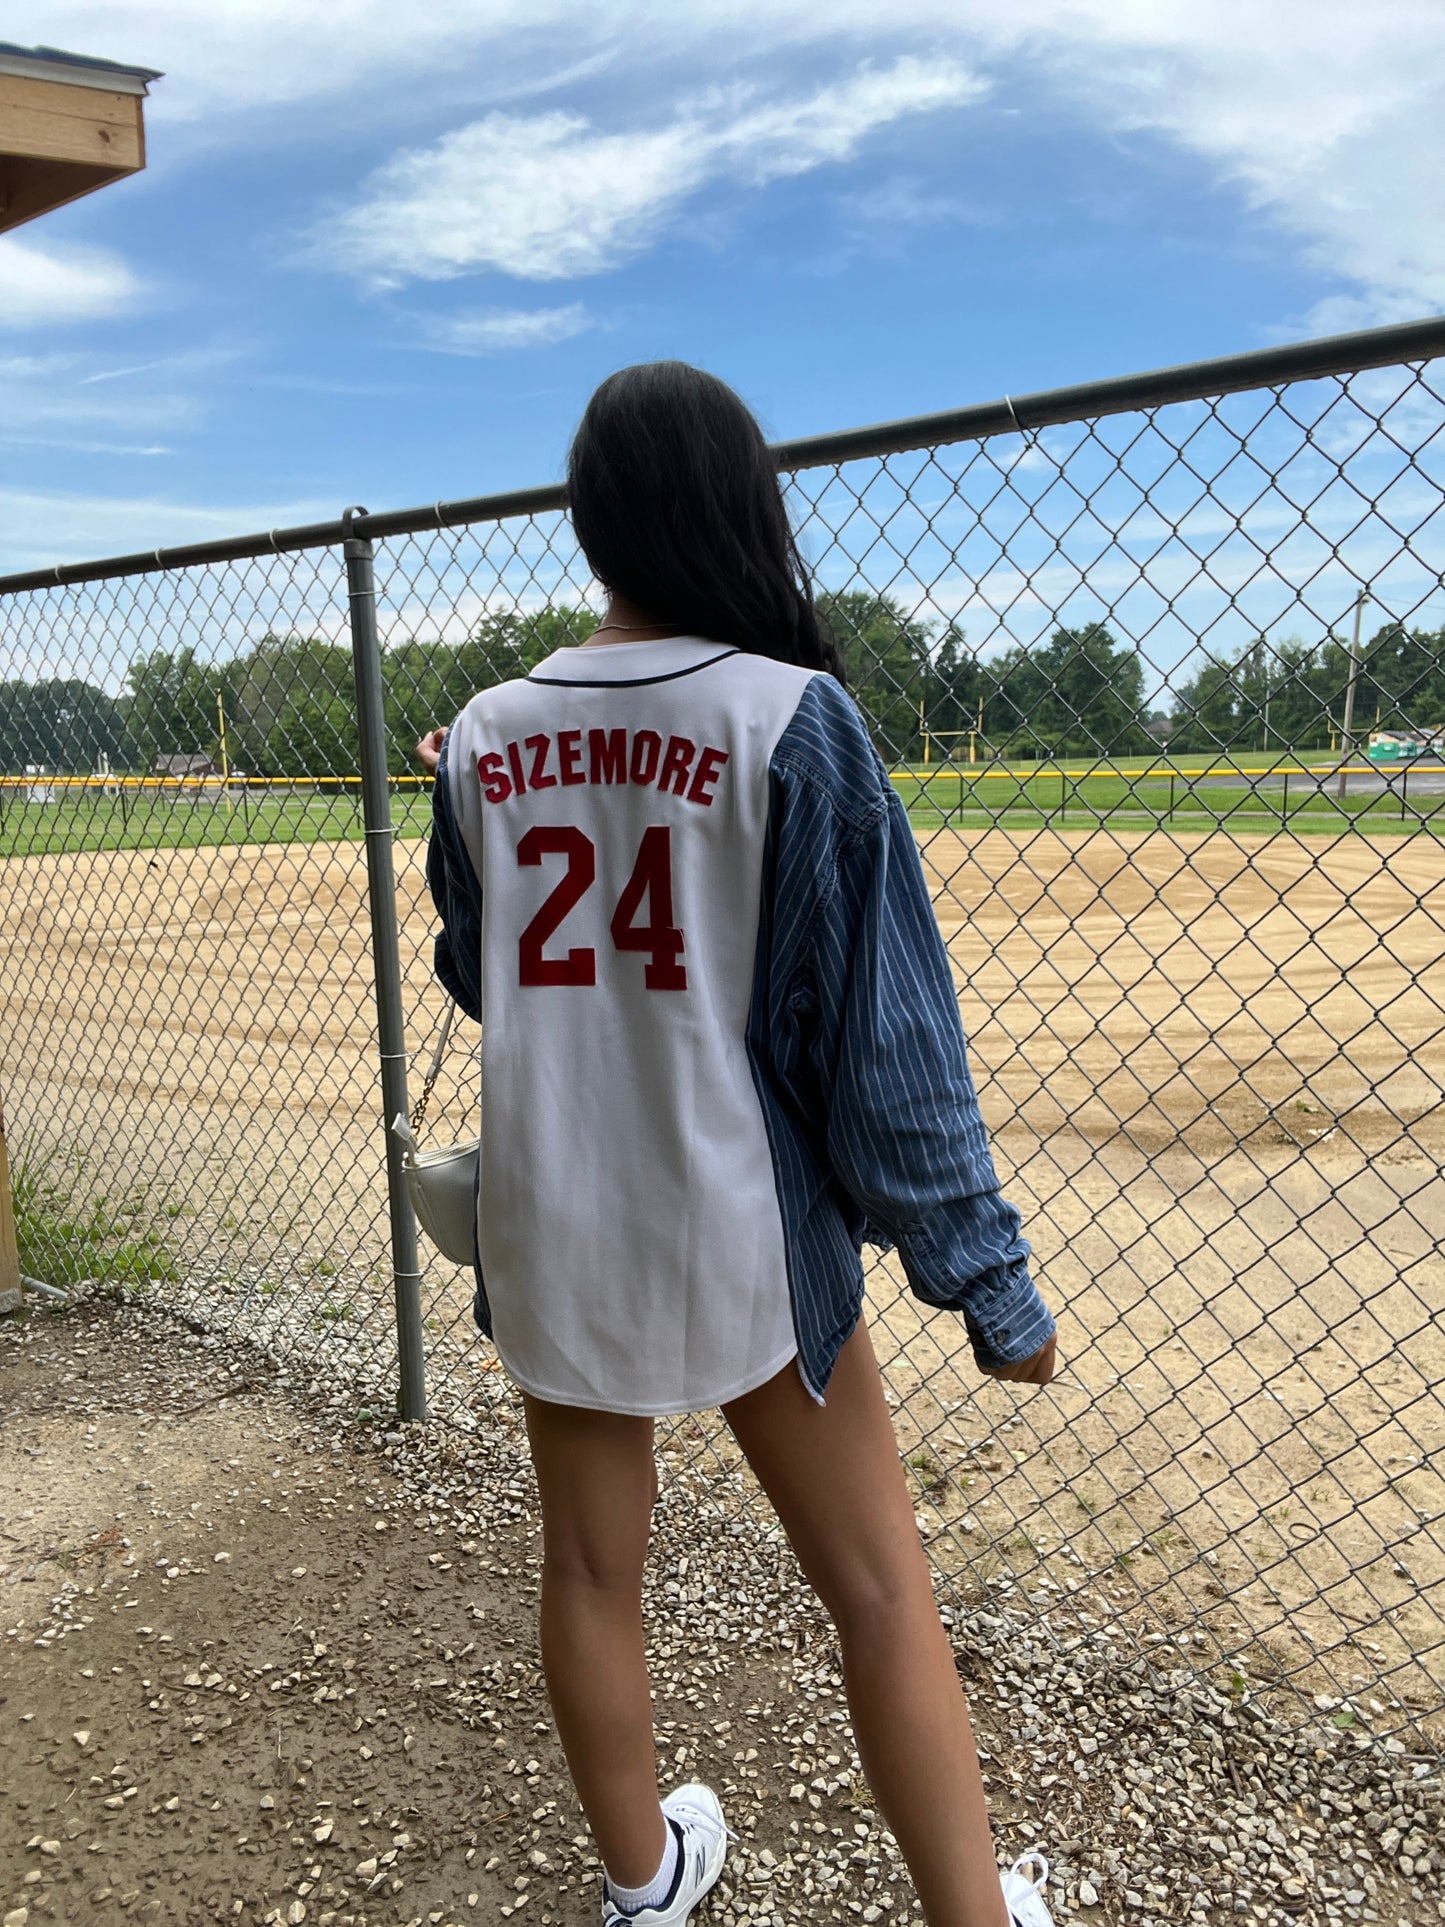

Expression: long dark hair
xmin=566 ymin=361 xmax=845 ymax=683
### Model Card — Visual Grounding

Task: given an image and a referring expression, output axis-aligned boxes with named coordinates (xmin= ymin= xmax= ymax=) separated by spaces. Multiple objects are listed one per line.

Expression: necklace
xmin=584 ymin=619 xmax=679 ymax=645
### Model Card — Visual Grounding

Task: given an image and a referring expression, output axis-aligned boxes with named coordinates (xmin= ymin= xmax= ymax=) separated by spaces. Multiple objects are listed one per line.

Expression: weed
xmin=906 ymin=1445 xmax=949 ymax=1497
xmin=11 ymin=1155 xmax=178 ymax=1293
xmin=971 ymin=1542 xmax=1003 ymax=1586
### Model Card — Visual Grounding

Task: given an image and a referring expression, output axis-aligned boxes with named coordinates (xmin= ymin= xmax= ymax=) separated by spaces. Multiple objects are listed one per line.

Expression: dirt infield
xmin=1 ymin=825 xmax=1441 ymax=1726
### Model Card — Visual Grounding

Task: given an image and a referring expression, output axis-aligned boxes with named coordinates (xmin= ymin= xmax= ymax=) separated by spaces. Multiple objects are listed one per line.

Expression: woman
xmin=420 ymin=361 xmax=1059 ymax=1927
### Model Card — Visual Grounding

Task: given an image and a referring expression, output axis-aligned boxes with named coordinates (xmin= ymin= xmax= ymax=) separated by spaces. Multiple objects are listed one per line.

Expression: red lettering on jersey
xmin=527 ymin=733 xmax=557 ymax=789
xmin=589 ymin=728 xmax=626 ymax=785
xmin=630 ymin=730 xmax=662 ymax=786
xmin=687 ymin=745 xmax=729 ymax=806
xmin=658 ymin=734 xmax=696 ymax=796
xmin=557 ymin=729 xmax=585 ymax=785
xmin=517 ymin=826 xmax=596 ymax=987
xmin=477 ymin=751 xmax=512 ymax=804
xmin=487 ymin=731 xmax=724 ymax=805
xmin=610 ymin=825 xmax=686 ymax=989
xmin=506 ymin=739 xmax=528 ymax=796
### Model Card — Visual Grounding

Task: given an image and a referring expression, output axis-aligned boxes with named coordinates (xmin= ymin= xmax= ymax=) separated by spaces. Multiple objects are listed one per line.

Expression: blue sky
xmin=2 ymin=0 xmax=1443 ymax=589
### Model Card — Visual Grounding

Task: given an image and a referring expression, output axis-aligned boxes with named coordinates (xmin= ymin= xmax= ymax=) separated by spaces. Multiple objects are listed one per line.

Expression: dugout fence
xmin=2 ymin=316 xmax=1443 ymax=1753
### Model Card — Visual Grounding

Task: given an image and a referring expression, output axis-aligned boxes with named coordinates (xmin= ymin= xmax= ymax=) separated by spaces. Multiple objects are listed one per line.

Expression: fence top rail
xmin=2 ymin=313 xmax=1442 ymax=598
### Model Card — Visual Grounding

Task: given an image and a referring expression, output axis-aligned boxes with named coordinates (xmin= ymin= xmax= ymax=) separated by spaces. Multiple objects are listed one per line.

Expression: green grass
xmin=893 ymin=764 xmax=1443 ymax=836
xmin=12 ymin=1155 xmax=179 ymax=1294
xmin=1 ymin=762 xmax=1440 ymax=859
xmin=0 ymin=789 xmax=435 ymax=860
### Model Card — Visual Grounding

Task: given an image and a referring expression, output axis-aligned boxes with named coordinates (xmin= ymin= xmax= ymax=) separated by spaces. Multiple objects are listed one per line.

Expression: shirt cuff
xmin=961 ymin=1261 xmax=1057 ymax=1371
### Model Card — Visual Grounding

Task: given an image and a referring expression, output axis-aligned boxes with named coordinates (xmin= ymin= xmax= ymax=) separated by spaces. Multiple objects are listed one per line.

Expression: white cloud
xmin=839 ymin=177 xmax=971 ymax=230
xmin=78 ymin=359 xmax=176 ymax=385
xmin=1044 ymin=4 xmax=1445 ymax=322
xmin=0 ymin=347 xmax=242 ymax=447
xmin=316 ymin=57 xmax=982 ymax=284
xmin=0 ymin=237 xmax=144 ymax=327
xmin=1 ymin=435 xmax=172 ymax=455
xmin=414 ymin=304 xmax=594 ymax=353
xmin=0 ymin=487 xmax=334 ymax=579
xmin=327 ymin=111 xmax=698 ymax=284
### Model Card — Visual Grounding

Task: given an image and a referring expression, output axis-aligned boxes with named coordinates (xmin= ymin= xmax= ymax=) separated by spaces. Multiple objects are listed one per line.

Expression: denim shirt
xmin=427 ymin=670 xmax=1054 ymax=1403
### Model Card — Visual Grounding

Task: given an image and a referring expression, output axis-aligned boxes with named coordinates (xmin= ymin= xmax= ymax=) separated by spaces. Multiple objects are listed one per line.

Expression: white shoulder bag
xmin=391 ymin=1001 xmax=481 ymax=1266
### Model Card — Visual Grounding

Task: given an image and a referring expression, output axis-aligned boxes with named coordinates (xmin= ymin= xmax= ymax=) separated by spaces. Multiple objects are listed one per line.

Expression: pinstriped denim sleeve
xmin=770 ymin=679 xmax=1056 ymax=1372
xmin=426 ymin=731 xmax=483 ymax=1023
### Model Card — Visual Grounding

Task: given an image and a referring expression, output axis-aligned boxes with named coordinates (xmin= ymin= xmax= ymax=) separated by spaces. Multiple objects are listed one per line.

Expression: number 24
xmin=517 ymin=825 xmax=687 ymax=990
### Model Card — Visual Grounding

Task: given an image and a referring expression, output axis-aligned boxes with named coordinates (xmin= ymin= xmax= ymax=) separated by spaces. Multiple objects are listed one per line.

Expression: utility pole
xmin=1336 ymin=591 xmax=1366 ymax=804
xmin=217 ymin=690 xmax=234 ymax=812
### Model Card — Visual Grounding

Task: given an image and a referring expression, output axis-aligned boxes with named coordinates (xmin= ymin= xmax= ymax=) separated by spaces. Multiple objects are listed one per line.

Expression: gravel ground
xmin=1 ymin=1300 xmax=1440 ymax=1927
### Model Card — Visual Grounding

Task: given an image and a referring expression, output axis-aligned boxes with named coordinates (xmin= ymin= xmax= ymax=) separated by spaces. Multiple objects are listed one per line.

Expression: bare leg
xmin=722 ymin=1321 xmax=1010 ymax=1927
xmin=521 ymin=1391 xmax=669 ymax=1889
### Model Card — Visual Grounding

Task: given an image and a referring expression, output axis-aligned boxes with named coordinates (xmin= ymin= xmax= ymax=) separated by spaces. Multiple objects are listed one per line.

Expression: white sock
xmin=606 ymin=1815 xmax=680 ymax=1916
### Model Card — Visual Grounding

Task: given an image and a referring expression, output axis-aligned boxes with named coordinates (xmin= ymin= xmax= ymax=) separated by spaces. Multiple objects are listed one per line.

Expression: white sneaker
xmin=1002 ymin=1851 xmax=1055 ymax=1926
xmin=600 ymin=1783 xmax=735 ymax=1925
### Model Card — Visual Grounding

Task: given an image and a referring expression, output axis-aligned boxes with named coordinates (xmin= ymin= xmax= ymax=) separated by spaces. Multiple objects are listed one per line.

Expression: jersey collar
xmin=529 ymin=636 xmax=734 ymax=683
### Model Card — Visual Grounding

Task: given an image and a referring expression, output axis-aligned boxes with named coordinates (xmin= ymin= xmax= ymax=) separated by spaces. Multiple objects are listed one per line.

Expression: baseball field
xmin=1 ymin=756 xmax=1442 ymax=863
xmin=1 ymin=818 xmax=1441 ymax=1734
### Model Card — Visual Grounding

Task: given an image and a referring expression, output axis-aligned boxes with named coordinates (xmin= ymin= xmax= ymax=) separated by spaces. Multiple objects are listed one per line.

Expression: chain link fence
xmin=2 ymin=318 xmax=1442 ymax=1754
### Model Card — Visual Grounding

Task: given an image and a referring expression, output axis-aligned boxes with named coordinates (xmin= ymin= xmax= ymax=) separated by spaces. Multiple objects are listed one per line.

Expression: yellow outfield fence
xmin=894 ymin=759 xmax=1442 ymax=781
xmin=0 ymin=772 xmax=436 ymax=790
xmin=2 ymin=760 xmax=1436 ymax=794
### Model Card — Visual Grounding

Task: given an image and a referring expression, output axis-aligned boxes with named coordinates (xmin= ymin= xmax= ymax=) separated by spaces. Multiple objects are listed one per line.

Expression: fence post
xmin=342 ymin=508 xmax=428 ymax=1423
xmin=0 ymin=1089 xmax=20 ymax=1311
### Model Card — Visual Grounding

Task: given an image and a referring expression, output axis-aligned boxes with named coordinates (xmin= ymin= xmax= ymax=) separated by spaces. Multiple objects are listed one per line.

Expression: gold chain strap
xmin=410 ymin=1001 xmax=457 ymax=1139
xmin=409 ymin=1073 xmax=436 ymax=1138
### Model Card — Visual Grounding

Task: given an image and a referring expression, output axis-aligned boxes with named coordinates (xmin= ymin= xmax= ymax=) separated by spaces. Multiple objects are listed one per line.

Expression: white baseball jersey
xmin=428 ymin=635 xmax=1051 ymax=1417
xmin=439 ymin=637 xmax=811 ymax=1414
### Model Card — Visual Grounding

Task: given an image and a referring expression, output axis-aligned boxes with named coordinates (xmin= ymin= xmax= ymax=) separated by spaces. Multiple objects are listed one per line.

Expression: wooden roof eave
xmin=0 ymin=60 xmax=155 ymax=233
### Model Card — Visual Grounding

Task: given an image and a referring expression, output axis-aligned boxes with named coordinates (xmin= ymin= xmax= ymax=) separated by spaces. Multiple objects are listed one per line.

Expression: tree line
xmin=1168 ymin=622 xmax=1445 ymax=753
xmin=4 ymin=593 xmax=1441 ymax=778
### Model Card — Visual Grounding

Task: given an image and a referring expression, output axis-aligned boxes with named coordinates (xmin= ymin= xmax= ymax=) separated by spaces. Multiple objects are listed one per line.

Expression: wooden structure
xmin=0 ymin=42 xmax=161 ymax=233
